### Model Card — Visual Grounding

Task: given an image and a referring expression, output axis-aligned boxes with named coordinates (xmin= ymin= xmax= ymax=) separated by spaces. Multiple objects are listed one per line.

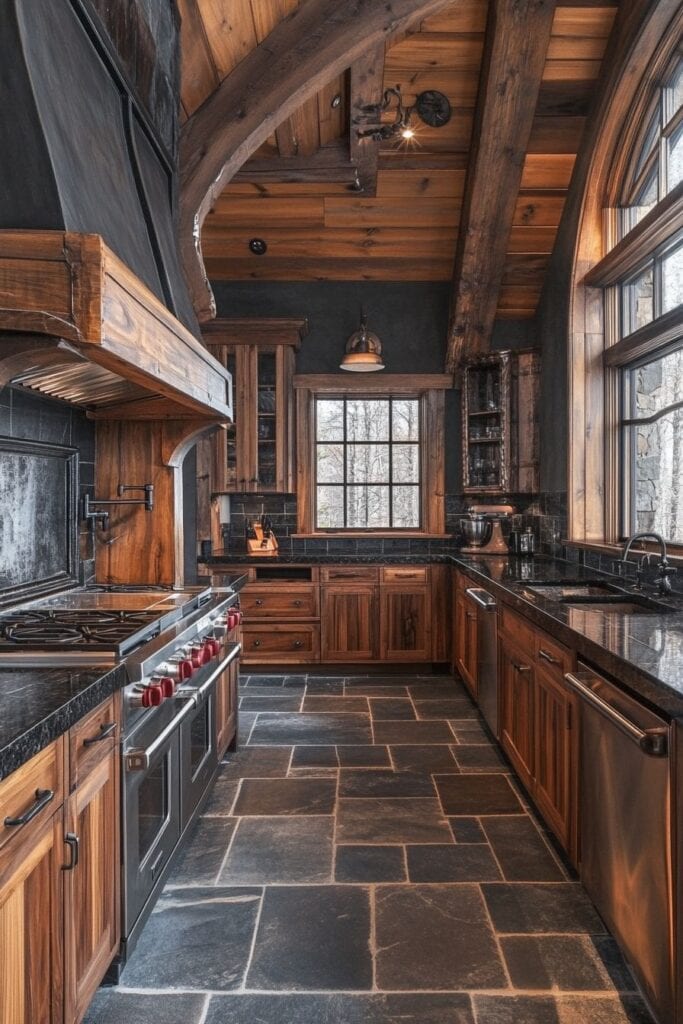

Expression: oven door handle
xmin=124 ymin=697 xmax=196 ymax=772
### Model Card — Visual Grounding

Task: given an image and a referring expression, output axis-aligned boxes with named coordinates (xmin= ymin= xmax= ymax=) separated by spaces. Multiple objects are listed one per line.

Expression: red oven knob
xmin=203 ymin=637 xmax=220 ymax=658
xmin=190 ymin=645 xmax=204 ymax=669
xmin=176 ymin=658 xmax=194 ymax=679
xmin=141 ymin=684 xmax=163 ymax=708
xmin=155 ymin=676 xmax=175 ymax=699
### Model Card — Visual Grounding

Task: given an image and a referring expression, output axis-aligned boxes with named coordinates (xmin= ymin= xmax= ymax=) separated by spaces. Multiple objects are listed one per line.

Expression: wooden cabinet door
xmin=0 ymin=810 xmax=64 ymax=1024
xmin=321 ymin=585 xmax=378 ymax=661
xmin=63 ymin=744 xmax=120 ymax=1024
xmin=534 ymin=664 xmax=578 ymax=858
xmin=499 ymin=635 xmax=535 ymax=790
xmin=454 ymin=590 xmax=477 ymax=697
xmin=216 ymin=656 xmax=238 ymax=758
xmin=380 ymin=586 xmax=431 ymax=661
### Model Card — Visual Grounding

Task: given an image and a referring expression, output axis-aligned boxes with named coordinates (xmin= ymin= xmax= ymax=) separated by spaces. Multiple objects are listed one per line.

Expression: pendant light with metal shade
xmin=340 ymin=310 xmax=385 ymax=372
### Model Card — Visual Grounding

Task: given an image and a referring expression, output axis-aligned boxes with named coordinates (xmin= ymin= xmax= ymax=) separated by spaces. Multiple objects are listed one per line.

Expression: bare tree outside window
xmin=315 ymin=398 xmax=420 ymax=529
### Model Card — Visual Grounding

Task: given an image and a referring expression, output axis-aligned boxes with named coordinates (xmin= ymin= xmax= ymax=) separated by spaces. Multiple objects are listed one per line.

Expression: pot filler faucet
xmin=621 ymin=532 xmax=677 ymax=596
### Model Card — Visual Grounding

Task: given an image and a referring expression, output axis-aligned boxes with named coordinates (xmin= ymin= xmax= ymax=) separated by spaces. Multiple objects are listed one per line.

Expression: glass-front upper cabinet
xmin=202 ymin=318 xmax=307 ymax=493
xmin=462 ymin=349 xmax=540 ymax=495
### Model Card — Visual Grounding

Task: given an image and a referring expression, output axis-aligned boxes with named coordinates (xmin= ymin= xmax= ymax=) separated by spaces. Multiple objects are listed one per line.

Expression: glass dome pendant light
xmin=340 ymin=310 xmax=385 ymax=372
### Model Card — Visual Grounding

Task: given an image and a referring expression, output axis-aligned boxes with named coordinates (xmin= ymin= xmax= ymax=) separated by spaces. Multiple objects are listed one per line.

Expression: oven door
xmin=122 ymin=710 xmax=182 ymax=937
xmin=180 ymin=676 xmax=217 ymax=828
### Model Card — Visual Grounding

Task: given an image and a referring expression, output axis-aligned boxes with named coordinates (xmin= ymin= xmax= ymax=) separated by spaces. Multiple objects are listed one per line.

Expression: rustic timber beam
xmin=232 ymin=142 xmax=358 ymax=186
xmin=445 ymin=0 xmax=557 ymax=372
xmin=179 ymin=0 xmax=453 ymax=322
xmin=349 ymin=44 xmax=386 ymax=195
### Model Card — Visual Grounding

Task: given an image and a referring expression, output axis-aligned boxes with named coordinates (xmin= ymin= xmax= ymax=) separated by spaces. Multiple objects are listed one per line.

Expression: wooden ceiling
xmin=178 ymin=0 xmax=618 ymax=320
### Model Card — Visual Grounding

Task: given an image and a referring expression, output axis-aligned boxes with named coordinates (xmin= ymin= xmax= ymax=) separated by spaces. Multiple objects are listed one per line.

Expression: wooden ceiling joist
xmin=445 ymin=0 xmax=558 ymax=371
xmin=179 ymin=0 xmax=454 ymax=321
xmin=349 ymin=43 xmax=386 ymax=195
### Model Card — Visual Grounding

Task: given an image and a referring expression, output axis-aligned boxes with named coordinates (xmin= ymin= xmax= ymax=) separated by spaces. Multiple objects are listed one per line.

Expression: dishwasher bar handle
xmin=465 ymin=588 xmax=497 ymax=610
xmin=564 ymin=672 xmax=668 ymax=757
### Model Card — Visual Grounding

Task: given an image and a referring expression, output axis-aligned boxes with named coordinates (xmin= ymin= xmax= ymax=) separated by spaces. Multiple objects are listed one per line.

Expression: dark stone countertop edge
xmin=0 ymin=663 xmax=127 ymax=783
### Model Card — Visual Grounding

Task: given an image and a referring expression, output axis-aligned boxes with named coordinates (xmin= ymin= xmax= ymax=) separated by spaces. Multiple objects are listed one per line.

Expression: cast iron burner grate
xmin=0 ymin=608 xmax=163 ymax=653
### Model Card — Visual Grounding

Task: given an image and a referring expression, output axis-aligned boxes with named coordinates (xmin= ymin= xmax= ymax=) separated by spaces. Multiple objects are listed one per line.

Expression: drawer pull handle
xmin=253 ymin=639 xmax=261 ymax=647
xmin=466 ymin=612 xmax=476 ymax=620
xmin=538 ymin=649 xmax=560 ymax=665
xmin=512 ymin=662 xmax=531 ymax=674
xmin=255 ymin=599 xmax=263 ymax=607
xmin=4 ymin=788 xmax=54 ymax=828
xmin=62 ymin=832 xmax=79 ymax=871
xmin=293 ymin=600 xmax=302 ymax=607
xmin=293 ymin=640 xmax=303 ymax=648
xmin=83 ymin=722 xmax=117 ymax=746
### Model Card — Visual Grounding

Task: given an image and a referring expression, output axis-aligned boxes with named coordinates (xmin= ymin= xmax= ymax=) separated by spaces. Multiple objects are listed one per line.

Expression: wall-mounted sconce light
xmin=340 ymin=310 xmax=385 ymax=372
xmin=355 ymin=86 xmax=451 ymax=142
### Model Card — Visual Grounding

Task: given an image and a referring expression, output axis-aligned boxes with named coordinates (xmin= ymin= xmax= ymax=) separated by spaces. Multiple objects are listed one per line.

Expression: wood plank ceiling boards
xmin=178 ymin=0 xmax=618 ymax=352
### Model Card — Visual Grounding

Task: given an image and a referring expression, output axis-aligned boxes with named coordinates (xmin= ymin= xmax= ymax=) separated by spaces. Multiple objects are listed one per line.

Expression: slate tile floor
xmin=85 ymin=673 xmax=655 ymax=1024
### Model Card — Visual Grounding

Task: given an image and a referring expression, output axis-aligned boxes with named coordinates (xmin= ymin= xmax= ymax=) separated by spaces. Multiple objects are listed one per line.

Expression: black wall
xmin=0 ymin=0 xmax=197 ymax=333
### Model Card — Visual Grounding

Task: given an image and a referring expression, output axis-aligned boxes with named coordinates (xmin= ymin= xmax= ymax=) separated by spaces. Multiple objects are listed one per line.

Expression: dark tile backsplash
xmin=0 ymin=386 xmax=96 ymax=585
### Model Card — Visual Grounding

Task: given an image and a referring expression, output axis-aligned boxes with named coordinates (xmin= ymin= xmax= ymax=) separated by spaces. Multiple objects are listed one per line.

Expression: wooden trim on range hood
xmin=0 ymin=231 xmax=232 ymax=421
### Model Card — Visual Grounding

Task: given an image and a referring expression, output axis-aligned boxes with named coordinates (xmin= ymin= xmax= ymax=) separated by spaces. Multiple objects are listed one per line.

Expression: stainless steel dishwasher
xmin=565 ymin=664 xmax=676 ymax=1024
xmin=465 ymin=587 xmax=498 ymax=735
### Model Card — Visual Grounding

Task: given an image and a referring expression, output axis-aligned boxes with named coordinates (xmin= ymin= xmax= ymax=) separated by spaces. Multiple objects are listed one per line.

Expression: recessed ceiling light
xmin=331 ymin=94 xmax=342 ymax=109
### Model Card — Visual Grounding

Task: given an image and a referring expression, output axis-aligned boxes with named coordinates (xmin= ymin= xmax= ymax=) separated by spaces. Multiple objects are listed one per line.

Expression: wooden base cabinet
xmin=453 ymin=576 xmax=478 ymax=698
xmin=533 ymin=664 xmax=578 ymax=854
xmin=321 ymin=585 xmax=378 ymax=662
xmin=216 ymin=649 xmax=239 ymax=759
xmin=499 ymin=634 xmax=535 ymax=791
xmin=380 ymin=586 xmax=431 ymax=661
xmin=0 ymin=697 xmax=121 ymax=1024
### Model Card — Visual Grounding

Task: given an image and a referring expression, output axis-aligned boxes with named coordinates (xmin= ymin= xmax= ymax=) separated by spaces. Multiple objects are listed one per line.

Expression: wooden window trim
xmin=294 ymin=374 xmax=450 ymax=537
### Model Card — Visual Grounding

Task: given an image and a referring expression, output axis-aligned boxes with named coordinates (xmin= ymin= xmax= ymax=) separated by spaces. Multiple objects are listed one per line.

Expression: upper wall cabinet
xmin=462 ymin=349 xmax=540 ymax=494
xmin=203 ymin=318 xmax=307 ymax=493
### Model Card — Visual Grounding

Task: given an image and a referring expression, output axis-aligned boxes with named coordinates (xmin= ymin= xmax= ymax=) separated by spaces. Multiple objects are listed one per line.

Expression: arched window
xmin=573 ymin=32 xmax=683 ymax=551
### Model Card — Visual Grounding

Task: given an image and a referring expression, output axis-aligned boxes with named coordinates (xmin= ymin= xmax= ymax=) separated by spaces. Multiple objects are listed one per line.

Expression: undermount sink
xmin=522 ymin=580 xmax=675 ymax=614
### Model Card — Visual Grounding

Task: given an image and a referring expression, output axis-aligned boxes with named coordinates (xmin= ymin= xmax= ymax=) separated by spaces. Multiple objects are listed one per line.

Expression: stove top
xmin=0 ymin=608 xmax=164 ymax=657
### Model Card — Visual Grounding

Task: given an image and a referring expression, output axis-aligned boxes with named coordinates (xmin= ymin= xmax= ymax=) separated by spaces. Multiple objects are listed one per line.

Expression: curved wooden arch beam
xmin=179 ymin=0 xmax=451 ymax=321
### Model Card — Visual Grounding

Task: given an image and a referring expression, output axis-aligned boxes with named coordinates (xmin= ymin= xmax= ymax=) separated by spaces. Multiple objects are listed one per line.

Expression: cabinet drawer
xmin=242 ymin=624 xmax=320 ymax=662
xmin=0 ymin=737 xmax=65 ymax=856
xmin=321 ymin=566 xmax=379 ymax=583
xmin=381 ymin=566 xmax=428 ymax=584
xmin=535 ymin=632 xmax=573 ymax=678
xmin=499 ymin=605 xmax=536 ymax=654
xmin=241 ymin=585 xmax=319 ymax=619
xmin=69 ymin=695 xmax=119 ymax=790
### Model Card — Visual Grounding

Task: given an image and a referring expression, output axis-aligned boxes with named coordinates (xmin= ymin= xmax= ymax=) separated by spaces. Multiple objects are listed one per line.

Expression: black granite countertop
xmin=204 ymin=552 xmax=453 ymax=565
xmin=0 ymin=664 xmax=127 ymax=782
xmin=450 ymin=555 xmax=683 ymax=718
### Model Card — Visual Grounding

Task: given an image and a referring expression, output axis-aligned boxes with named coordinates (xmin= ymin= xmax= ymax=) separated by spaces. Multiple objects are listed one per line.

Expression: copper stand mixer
xmin=459 ymin=504 xmax=514 ymax=553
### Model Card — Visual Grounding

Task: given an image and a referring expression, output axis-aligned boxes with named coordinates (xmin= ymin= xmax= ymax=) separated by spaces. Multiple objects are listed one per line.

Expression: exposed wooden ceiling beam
xmin=349 ymin=44 xmax=386 ymax=195
xmin=445 ymin=0 xmax=557 ymax=371
xmin=232 ymin=141 xmax=358 ymax=186
xmin=179 ymin=0 xmax=453 ymax=322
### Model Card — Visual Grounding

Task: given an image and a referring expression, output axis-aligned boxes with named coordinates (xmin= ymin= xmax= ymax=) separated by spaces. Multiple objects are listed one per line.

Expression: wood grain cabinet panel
xmin=499 ymin=633 xmax=535 ymax=791
xmin=533 ymin=664 xmax=578 ymax=859
xmin=453 ymin=586 xmax=478 ymax=698
xmin=63 ymin=743 xmax=119 ymax=1024
xmin=0 ymin=811 xmax=64 ymax=1024
xmin=242 ymin=623 xmax=320 ymax=662
xmin=216 ymin=654 xmax=238 ymax=758
xmin=321 ymin=585 xmax=378 ymax=662
xmin=241 ymin=585 xmax=318 ymax=619
xmin=380 ymin=586 xmax=431 ymax=662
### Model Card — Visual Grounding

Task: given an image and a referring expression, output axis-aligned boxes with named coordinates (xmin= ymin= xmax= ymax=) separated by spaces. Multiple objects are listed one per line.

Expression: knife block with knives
xmin=245 ymin=516 xmax=279 ymax=557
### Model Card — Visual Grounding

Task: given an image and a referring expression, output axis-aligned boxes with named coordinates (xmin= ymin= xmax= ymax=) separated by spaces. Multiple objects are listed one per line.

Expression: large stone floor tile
xmin=336 ymin=797 xmax=452 ymax=844
xmin=83 ymin=992 xmax=206 ymax=1024
xmin=375 ymin=884 xmax=507 ymax=990
xmin=373 ymin=720 xmax=456 ymax=745
xmin=166 ymin=816 xmax=237 ymax=886
xmin=219 ymin=816 xmax=333 ymax=884
xmin=501 ymin=935 xmax=632 ymax=991
xmin=556 ymin=995 xmax=656 ymax=1023
xmin=302 ymin=695 xmax=369 ymax=713
xmin=120 ymin=887 xmax=261 ymax=990
xmin=337 ymin=744 xmax=392 ymax=767
xmin=414 ymin=699 xmax=479 ymax=721
xmin=234 ymin=777 xmax=336 ymax=815
xmin=291 ymin=745 xmax=340 ymax=768
xmin=240 ymin=694 xmax=303 ymax=712
xmin=339 ymin=768 xmax=435 ymax=797
xmin=435 ymin=774 xmax=523 ymax=815
xmin=246 ymin=886 xmax=372 ymax=990
xmin=335 ymin=845 xmax=406 ymax=883
xmin=220 ymin=746 xmax=292 ymax=779
xmin=481 ymin=816 xmax=565 ymax=881
xmin=250 ymin=712 xmax=372 ymax=746
xmin=368 ymin=698 xmax=416 ymax=720
xmin=205 ymin=992 xmax=474 ymax=1023
xmin=406 ymin=843 xmax=502 ymax=882
xmin=390 ymin=744 xmax=460 ymax=773
xmin=482 ymin=882 xmax=608 ymax=935
xmin=471 ymin=995 xmax=560 ymax=1024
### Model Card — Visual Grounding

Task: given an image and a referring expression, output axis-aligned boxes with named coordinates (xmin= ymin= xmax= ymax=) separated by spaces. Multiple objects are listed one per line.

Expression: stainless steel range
xmin=0 ymin=582 xmax=243 ymax=972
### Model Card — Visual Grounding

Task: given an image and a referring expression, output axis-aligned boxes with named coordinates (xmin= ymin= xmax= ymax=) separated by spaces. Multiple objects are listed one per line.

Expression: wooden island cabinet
xmin=0 ymin=695 xmax=120 ymax=1024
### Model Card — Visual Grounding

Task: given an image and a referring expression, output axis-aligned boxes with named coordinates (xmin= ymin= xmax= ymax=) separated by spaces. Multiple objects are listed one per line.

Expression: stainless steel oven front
xmin=180 ymin=673 xmax=217 ymax=829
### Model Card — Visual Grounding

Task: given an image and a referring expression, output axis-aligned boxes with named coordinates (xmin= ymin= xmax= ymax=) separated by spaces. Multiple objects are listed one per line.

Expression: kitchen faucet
xmin=621 ymin=532 xmax=677 ymax=596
